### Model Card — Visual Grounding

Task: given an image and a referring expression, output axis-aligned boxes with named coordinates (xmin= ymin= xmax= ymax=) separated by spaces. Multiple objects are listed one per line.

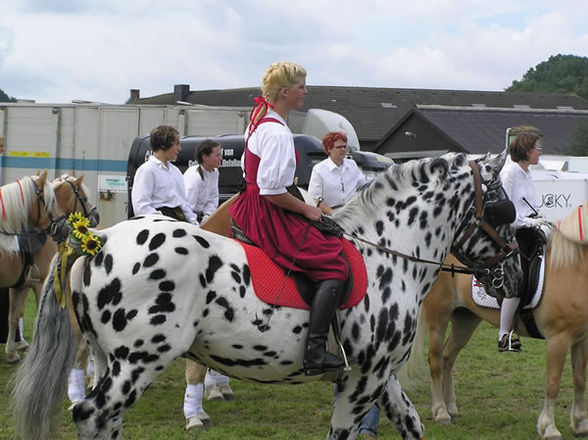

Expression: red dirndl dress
xmin=229 ymin=121 xmax=348 ymax=282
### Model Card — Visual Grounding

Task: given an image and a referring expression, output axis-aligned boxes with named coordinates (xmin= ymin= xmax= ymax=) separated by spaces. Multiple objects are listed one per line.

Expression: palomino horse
xmin=14 ymin=151 xmax=521 ymax=440
xmin=1 ymin=172 xmax=98 ymax=362
xmin=411 ymin=207 xmax=588 ymax=440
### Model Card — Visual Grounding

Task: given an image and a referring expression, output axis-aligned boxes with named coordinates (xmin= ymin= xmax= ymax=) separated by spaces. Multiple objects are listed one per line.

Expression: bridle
xmin=33 ymin=176 xmax=100 ymax=242
xmin=57 ymin=177 xmax=99 ymax=226
xmin=343 ymin=160 xmax=518 ymax=288
xmin=449 ymin=161 xmax=518 ymax=285
xmin=29 ymin=177 xmax=68 ymax=239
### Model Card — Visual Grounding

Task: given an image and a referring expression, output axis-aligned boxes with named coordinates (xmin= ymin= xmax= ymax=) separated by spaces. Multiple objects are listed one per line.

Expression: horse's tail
xmin=12 ymin=253 xmax=77 ymax=440
xmin=397 ymin=305 xmax=428 ymax=392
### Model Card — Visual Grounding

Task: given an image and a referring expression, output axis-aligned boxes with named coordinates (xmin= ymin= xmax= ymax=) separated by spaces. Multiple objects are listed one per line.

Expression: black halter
xmin=30 ymin=178 xmax=65 ymax=238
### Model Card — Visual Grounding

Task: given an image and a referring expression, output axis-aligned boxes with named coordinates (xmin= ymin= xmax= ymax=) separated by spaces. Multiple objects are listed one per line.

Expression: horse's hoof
xmin=16 ymin=340 xmax=29 ymax=351
xmin=198 ymin=411 xmax=213 ymax=428
xmin=204 ymin=387 xmax=224 ymax=401
xmin=68 ymin=401 xmax=82 ymax=413
xmin=433 ymin=408 xmax=453 ymax=425
xmin=5 ymin=353 xmax=21 ymax=364
xmin=219 ymin=385 xmax=235 ymax=401
xmin=185 ymin=417 xmax=207 ymax=431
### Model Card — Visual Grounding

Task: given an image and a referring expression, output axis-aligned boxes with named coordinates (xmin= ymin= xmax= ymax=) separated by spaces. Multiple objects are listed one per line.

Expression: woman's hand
xmin=302 ymin=205 xmax=322 ymax=222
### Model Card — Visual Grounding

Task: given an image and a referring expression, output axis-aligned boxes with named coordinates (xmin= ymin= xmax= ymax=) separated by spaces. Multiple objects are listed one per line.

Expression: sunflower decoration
xmin=66 ymin=212 xmax=103 ymax=256
xmin=70 ymin=215 xmax=90 ymax=240
xmin=54 ymin=213 xmax=103 ymax=308
xmin=81 ymin=233 xmax=102 ymax=256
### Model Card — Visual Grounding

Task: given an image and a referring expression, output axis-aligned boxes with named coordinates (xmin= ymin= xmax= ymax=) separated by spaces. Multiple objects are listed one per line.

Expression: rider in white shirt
xmin=131 ymin=126 xmax=198 ymax=225
xmin=498 ymin=127 xmax=546 ymax=352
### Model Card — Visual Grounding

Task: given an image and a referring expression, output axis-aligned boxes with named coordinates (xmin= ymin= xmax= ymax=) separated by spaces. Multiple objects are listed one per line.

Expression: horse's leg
xmin=570 ymin=339 xmax=588 ymax=437
xmin=379 ymin=375 xmax=424 ymax=440
xmin=425 ymin=303 xmax=452 ymax=424
xmin=67 ymin=273 xmax=91 ymax=403
xmin=441 ymin=309 xmax=482 ymax=420
xmin=537 ymin=333 xmax=570 ymax=440
xmin=205 ymin=368 xmax=234 ymax=400
xmin=72 ymin=362 xmax=148 ymax=439
xmin=184 ymin=360 xmax=211 ymax=430
xmin=68 ymin=335 xmax=90 ymax=403
xmin=5 ymin=287 xmax=26 ymax=363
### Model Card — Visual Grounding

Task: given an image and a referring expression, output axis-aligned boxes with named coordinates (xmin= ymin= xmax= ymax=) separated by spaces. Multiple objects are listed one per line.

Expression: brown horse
xmin=409 ymin=213 xmax=588 ymax=440
xmin=2 ymin=172 xmax=97 ymax=362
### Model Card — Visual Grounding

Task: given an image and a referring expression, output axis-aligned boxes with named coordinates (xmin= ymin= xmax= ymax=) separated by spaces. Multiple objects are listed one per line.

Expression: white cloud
xmin=0 ymin=0 xmax=586 ymax=103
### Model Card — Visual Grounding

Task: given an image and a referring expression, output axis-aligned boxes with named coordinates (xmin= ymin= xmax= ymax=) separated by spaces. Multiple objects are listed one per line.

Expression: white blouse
xmin=183 ymin=165 xmax=219 ymax=217
xmin=131 ymin=155 xmax=198 ymax=224
xmin=500 ymin=162 xmax=539 ymax=228
xmin=308 ymin=157 xmax=367 ymax=208
xmin=244 ymin=110 xmax=297 ymax=196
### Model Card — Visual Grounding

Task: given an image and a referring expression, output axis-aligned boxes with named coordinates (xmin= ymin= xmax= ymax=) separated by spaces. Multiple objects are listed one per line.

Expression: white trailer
xmin=531 ymin=169 xmax=588 ymax=222
xmin=0 ymin=102 xmax=250 ymax=227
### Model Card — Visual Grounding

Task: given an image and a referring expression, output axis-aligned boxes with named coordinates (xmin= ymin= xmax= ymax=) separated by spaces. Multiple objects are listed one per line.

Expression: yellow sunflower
xmin=81 ymin=233 xmax=102 ymax=256
xmin=71 ymin=218 xmax=91 ymax=240
xmin=68 ymin=212 xmax=85 ymax=225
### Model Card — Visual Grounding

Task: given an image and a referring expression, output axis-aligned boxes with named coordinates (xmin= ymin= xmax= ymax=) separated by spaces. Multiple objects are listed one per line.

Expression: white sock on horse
xmin=205 ymin=369 xmax=218 ymax=388
xmin=68 ymin=368 xmax=86 ymax=403
xmin=499 ymin=297 xmax=520 ymax=339
xmin=216 ymin=373 xmax=230 ymax=386
xmin=183 ymin=383 xmax=204 ymax=419
xmin=18 ymin=317 xmax=24 ymax=339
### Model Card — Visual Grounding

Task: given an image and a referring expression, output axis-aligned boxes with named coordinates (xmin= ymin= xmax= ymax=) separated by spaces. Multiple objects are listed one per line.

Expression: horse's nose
xmin=51 ymin=217 xmax=71 ymax=243
xmin=88 ymin=208 xmax=100 ymax=227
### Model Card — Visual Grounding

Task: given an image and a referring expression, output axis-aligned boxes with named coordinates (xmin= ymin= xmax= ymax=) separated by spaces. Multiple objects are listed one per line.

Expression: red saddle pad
xmin=236 ymin=238 xmax=367 ymax=310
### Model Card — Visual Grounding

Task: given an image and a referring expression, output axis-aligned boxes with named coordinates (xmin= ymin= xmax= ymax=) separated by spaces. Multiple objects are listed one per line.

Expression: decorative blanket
xmin=237 ymin=238 xmax=368 ymax=310
xmin=471 ymin=252 xmax=545 ymax=311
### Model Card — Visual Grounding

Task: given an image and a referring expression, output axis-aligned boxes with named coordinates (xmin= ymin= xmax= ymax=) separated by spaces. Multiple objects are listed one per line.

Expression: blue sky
xmin=1 ymin=0 xmax=586 ymax=104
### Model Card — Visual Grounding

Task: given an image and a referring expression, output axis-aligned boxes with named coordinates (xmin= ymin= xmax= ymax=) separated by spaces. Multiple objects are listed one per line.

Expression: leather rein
xmin=342 ymin=161 xmax=518 ymax=280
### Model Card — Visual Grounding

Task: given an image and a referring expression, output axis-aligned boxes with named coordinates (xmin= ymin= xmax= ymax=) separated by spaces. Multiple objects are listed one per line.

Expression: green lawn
xmin=0 ymin=293 xmax=576 ymax=439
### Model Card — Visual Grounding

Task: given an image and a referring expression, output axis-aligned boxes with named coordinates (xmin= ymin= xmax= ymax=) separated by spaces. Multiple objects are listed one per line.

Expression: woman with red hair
xmin=308 ymin=131 xmax=366 ymax=215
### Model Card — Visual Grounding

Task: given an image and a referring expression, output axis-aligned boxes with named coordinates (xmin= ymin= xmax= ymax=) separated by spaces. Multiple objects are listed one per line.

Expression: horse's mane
xmin=0 ymin=176 xmax=55 ymax=252
xmin=548 ymin=228 xmax=586 ymax=271
xmin=334 ymin=153 xmax=460 ymax=227
xmin=548 ymin=202 xmax=588 ymax=270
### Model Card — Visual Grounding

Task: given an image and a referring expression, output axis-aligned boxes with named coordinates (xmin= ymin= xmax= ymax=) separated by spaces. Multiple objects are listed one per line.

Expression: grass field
xmin=0 ymin=294 xmax=577 ymax=439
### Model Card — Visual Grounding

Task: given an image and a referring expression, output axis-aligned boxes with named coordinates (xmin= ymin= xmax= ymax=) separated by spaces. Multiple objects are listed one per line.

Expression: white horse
xmin=13 ymin=150 xmax=521 ymax=440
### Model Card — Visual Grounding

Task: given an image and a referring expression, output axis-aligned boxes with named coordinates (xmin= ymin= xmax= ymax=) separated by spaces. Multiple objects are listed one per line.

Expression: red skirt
xmin=229 ymin=187 xmax=348 ymax=281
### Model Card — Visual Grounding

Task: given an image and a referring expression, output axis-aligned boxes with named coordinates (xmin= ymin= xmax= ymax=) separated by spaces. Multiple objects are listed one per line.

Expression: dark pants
xmin=0 ymin=287 xmax=21 ymax=344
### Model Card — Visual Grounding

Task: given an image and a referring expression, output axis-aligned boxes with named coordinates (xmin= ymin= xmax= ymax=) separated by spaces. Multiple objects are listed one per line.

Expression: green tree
xmin=0 ymin=88 xmax=16 ymax=102
xmin=506 ymin=54 xmax=588 ymax=100
xmin=566 ymin=121 xmax=588 ymax=156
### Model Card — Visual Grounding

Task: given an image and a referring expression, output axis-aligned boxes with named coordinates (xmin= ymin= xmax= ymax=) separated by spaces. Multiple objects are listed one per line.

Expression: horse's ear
xmin=74 ymin=174 xmax=85 ymax=186
xmin=38 ymin=169 xmax=48 ymax=185
xmin=489 ymin=148 xmax=507 ymax=171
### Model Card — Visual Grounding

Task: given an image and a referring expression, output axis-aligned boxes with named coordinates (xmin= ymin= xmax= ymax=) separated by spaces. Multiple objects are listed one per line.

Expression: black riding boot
xmin=303 ymin=279 xmax=347 ymax=376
